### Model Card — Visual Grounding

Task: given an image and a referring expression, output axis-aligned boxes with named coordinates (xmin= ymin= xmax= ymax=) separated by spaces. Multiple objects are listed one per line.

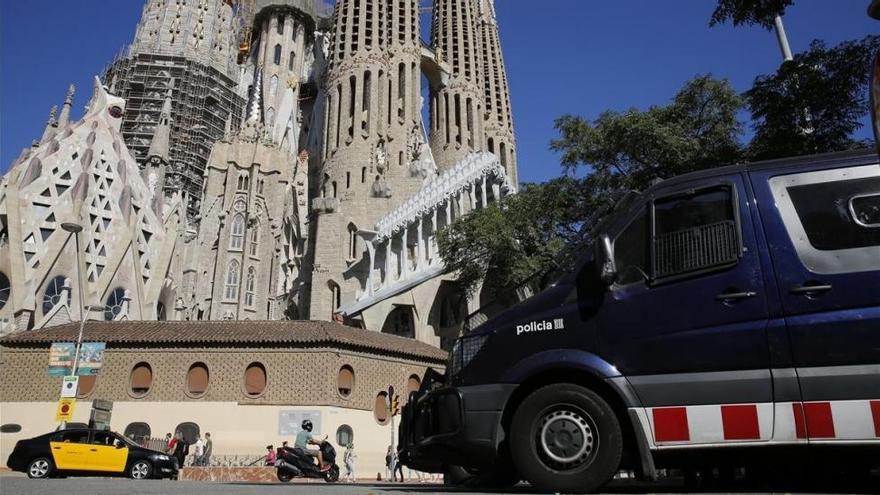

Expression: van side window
xmin=652 ymin=187 xmax=739 ymax=279
xmin=613 ymin=209 xmax=647 ymax=285
xmin=769 ymin=166 xmax=880 ymax=274
xmin=788 ymin=181 xmax=880 ymax=250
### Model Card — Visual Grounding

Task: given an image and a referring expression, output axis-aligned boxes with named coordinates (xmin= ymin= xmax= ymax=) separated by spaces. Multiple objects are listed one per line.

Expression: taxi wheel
xmin=27 ymin=457 xmax=54 ymax=479
xmin=510 ymin=383 xmax=622 ymax=493
xmin=129 ymin=460 xmax=153 ymax=480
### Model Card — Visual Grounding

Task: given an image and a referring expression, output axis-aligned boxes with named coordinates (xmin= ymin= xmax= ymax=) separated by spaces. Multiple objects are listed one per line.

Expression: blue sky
xmin=1 ymin=1 xmax=877 ymax=182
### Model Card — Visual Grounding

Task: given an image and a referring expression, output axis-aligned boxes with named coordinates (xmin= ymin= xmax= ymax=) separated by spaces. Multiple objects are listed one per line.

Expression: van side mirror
xmin=596 ymin=234 xmax=617 ymax=285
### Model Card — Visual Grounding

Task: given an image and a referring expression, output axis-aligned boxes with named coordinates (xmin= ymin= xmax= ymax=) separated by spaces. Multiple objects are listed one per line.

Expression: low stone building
xmin=0 ymin=320 xmax=446 ymax=477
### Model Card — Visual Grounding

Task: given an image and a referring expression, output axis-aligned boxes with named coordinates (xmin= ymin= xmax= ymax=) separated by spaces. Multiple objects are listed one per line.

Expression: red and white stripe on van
xmin=631 ymin=400 xmax=880 ymax=448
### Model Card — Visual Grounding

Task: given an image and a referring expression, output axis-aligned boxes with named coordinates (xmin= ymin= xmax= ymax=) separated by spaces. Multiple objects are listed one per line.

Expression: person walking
xmin=392 ymin=450 xmax=404 ymax=482
xmin=384 ymin=446 xmax=392 ymax=481
xmin=165 ymin=433 xmax=176 ymax=455
xmin=202 ymin=433 xmax=212 ymax=466
xmin=265 ymin=445 xmax=277 ymax=466
xmin=192 ymin=434 xmax=205 ymax=466
xmin=172 ymin=432 xmax=187 ymax=468
xmin=343 ymin=443 xmax=356 ymax=482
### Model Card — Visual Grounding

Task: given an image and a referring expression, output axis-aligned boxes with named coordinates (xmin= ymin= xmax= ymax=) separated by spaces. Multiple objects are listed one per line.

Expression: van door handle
xmin=90 ymin=448 xmax=98 ymax=452
xmin=715 ymin=290 xmax=757 ymax=302
xmin=790 ymin=282 xmax=832 ymax=296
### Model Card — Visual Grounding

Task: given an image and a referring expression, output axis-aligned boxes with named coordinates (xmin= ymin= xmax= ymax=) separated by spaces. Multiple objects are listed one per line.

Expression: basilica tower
xmin=305 ymin=0 xmax=425 ymax=321
xmin=429 ymin=0 xmax=486 ymax=170
xmin=477 ymin=0 xmax=516 ymax=184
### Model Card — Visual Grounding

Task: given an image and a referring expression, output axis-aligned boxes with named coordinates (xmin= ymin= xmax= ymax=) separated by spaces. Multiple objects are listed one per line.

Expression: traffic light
xmin=390 ymin=394 xmax=400 ymax=416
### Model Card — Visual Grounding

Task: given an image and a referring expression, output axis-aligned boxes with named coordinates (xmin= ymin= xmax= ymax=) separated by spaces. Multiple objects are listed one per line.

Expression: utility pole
xmin=772 ymin=14 xmax=814 ymax=136
xmin=773 ymin=15 xmax=793 ymax=61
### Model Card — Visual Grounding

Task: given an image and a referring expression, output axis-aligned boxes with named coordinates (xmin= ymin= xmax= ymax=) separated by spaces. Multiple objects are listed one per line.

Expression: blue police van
xmin=398 ymin=149 xmax=880 ymax=493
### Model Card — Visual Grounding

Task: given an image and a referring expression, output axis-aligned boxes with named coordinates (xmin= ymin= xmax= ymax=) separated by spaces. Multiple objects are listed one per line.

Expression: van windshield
xmin=461 ymin=190 xmax=640 ymax=333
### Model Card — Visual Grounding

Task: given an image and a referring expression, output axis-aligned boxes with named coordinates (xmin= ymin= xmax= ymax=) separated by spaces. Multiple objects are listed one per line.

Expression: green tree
xmin=709 ymin=0 xmax=794 ymax=29
xmin=746 ymin=35 xmax=880 ymax=160
xmin=437 ymin=176 xmax=589 ymax=301
xmin=551 ymin=74 xmax=744 ymax=202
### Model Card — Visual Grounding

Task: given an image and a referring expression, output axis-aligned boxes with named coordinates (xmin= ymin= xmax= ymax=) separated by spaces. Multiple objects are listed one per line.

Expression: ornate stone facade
xmin=1 ymin=0 xmax=519 ymax=349
xmin=0 ymin=79 xmax=185 ymax=334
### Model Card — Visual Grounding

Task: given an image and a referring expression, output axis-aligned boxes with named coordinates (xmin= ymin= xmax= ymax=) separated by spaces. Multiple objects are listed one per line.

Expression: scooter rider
xmin=295 ymin=419 xmax=330 ymax=472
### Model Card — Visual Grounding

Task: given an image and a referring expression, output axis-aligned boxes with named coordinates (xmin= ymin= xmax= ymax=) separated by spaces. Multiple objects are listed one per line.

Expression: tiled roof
xmin=0 ymin=320 xmax=448 ymax=363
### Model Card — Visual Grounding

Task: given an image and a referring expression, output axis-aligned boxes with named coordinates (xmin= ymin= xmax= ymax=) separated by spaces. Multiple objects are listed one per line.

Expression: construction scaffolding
xmin=104 ymin=52 xmax=245 ymax=218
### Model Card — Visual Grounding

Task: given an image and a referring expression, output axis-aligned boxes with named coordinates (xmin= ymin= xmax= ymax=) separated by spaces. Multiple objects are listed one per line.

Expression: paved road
xmin=0 ymin=477 xmax=682 ymax=495
xmin=1 ymin=475 xmax=877 ymax=494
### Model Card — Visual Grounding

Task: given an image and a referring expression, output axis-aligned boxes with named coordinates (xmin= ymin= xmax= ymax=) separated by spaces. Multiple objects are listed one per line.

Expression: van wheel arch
xmin=500 ymin=369 xmax=639 ymax=472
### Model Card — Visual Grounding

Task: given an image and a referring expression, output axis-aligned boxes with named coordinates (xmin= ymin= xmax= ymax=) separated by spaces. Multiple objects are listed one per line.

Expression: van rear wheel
xmin=510 ymin=383 xmax=622 ymax=493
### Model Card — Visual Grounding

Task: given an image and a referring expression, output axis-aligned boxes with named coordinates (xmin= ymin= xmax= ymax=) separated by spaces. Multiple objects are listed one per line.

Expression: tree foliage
xmin=436 ymin=177 xmax=589 ymax=301
xmin=551 ymin=75 xmax=744 ymax=202
xmin=709 ymin=0 xmax=794 ymax=29
xmin=745 ymin=35 xmax=880 ymax=160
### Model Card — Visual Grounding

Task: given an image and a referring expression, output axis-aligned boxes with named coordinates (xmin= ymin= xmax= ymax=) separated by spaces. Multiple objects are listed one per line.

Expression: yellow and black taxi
xmin=6 ymin=428 xmax=178 ymax=479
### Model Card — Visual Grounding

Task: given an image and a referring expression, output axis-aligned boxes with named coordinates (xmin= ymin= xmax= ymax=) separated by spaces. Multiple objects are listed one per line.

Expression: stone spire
xmin=57 ymin=84 xmax=76 ymax=129
xmin=147 ymin=87 xmax=173 ymax=161
xmin=429 ymin=0 xmax=487 ymax=170
xmin=477 ymin=0 xmax=517 ymax=184
xmin=40 ymin=106 xmax=59 ymax=144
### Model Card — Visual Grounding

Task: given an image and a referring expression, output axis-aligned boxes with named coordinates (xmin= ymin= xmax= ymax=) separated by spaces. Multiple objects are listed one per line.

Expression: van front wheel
xmin=510 ymin=383 xmax=622 ymax=493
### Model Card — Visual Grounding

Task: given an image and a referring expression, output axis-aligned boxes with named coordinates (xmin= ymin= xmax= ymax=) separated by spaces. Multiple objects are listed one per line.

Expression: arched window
xmin=337 ymin=365 xmax=354 ymax=398
xmin=361 ymin=167 xmax=366 ymax=184
xmin=276 ymin=15 xmax=284 ymax=34
xmin=0 ymin=271 xmax=10 ymax=311
xmin=332 ymin=181 xmax=338 ymax=198
xmin=124 ymin=422 xmax=151 ymax=444
xmin=249 ymin=225 xmax=259 ymax=256
xmin=104 ymin=287 xmax=126 ymax=321
xmin=77 ymin=375 xmax=97 ymax=398
xmin=273 ymin=44 xmax=282 ymax=65
xmin=42 ymin=275 xmax=70 ymax=315
xmin=328 ymin=281 xmax=341 ymax=315
xmin=347 ymin=223 xmax=358 ymax=260
xmin=229 ymin=214 xmax=245 ymax=250
xmin=288 ymin=51 xmax=295 ymax=71
xmin=266 ymin=107 xmax=275 ymax=127
xmin=374 ymin=391 xmax=389 ymax=425
xmin=187 ymin=362 xmax=209 ymax=397
xmin=129 ymin=362 xmax=153 ymax=397
xmin=175 ymin=422 xmax=200 ymax=444
xmin=224 ymin=259 xmax=240 ymax=300
xmin=269 ymin=75 xmax=278 ymax=97
xmin=156 ymin=301 xmax=167 ymax=321
xmin=381 ymin=305 xmax=415 ymax=338
xmin=336 ymin=425 xmax=353 ymax=447
xmin=243 ymin=362 xmax=267 ymax=397
xmin=244 ymin=267 xmax=256 ymax=307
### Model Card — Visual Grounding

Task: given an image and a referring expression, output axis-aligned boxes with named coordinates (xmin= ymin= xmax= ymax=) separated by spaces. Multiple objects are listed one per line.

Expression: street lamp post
xmin=60 ymin=223 xmax=105 ymax=428
xmin=61 ymin=223 xmax=88 ymax=378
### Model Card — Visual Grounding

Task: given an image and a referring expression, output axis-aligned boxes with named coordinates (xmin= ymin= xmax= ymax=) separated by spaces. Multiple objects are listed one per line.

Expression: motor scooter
xmin=275 ymin=441 xmax=340 ymax=483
